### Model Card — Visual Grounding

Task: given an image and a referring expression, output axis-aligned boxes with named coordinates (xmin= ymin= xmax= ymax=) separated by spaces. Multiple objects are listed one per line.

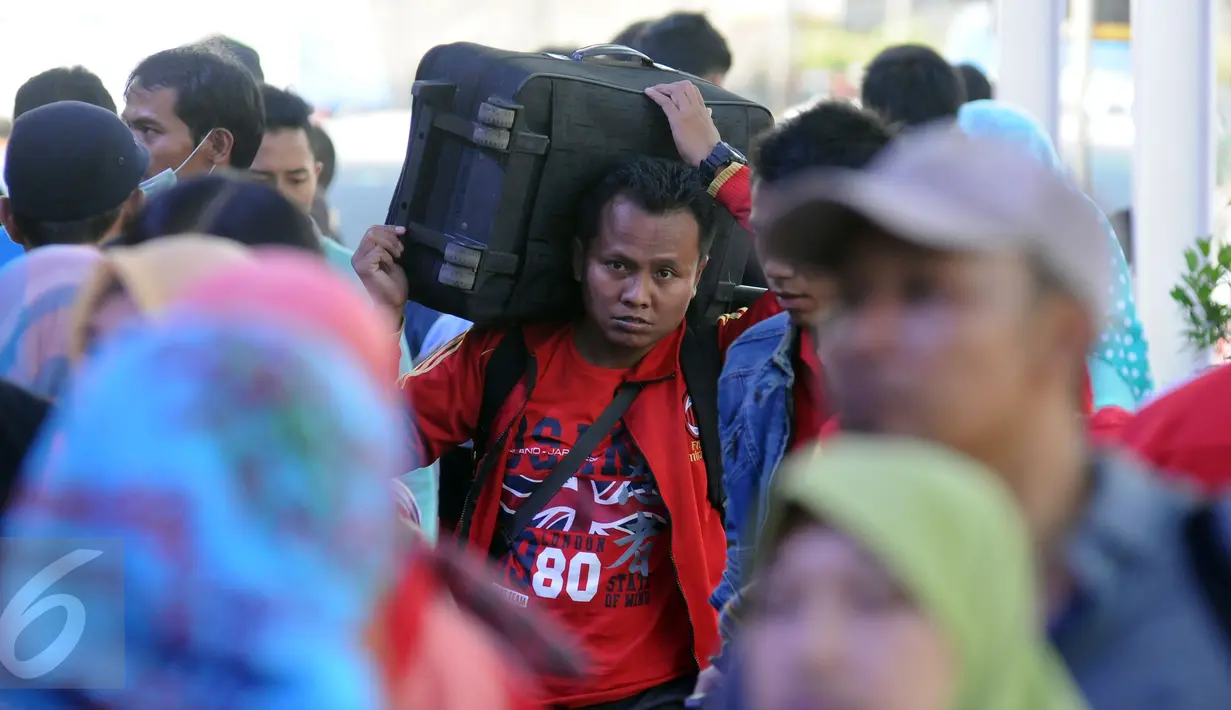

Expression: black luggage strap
xmin=455 ymin=328 xmax=533 ymax=541
xmin=490 ymin=382 xmax=644 ymax=559
xmin=680 ymin=323 xmax=726 ymax=517
xmin=1184 ymin=502 xmax=1231 ymax=650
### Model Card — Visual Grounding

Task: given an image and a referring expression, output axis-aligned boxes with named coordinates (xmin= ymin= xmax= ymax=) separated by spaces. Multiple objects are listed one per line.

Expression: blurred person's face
xmin=573 ymin=196 xmax=705 ymax=360
xmin=250 ymin=128 xmax=321 ymax=212
xmin=744 ymin=525 xmax=957 ymax=710
xmin=819 ymin=230 xmax=1045 ymax=462
xmin=761 ymin=255 xmax=837 ymax=327
xmin=123 ymin=85 xmax=227 ymax=178
xmin=752 ymin=181 xmax=838 ymax=326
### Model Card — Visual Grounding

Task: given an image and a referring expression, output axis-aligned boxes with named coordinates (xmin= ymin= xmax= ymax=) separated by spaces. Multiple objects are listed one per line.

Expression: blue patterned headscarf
xmin=957 ymin=100 xmax=1153 ymax=405
xmin=1 ymin=318 xmax=404 ymax=709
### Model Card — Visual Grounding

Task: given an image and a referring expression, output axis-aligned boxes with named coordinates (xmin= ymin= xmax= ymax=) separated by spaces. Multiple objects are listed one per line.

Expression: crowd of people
xmin=0 ymin=11 xmax=1229 ymax=710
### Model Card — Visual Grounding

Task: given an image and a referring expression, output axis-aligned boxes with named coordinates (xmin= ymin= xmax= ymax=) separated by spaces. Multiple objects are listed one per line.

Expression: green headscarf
xmin=759 ymin=436 xmax=1088 ymax=710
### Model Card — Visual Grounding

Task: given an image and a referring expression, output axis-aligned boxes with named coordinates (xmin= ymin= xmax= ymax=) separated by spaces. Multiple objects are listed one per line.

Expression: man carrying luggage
xmin=355 ymin=157 xmax=764 ymax=709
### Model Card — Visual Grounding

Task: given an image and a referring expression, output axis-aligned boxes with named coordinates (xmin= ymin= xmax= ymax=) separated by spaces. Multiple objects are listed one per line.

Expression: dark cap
xmin=3 ymin=100 xmax=150 ymax=222
xmin=759 ymin=123 xmax=1111 ymax=328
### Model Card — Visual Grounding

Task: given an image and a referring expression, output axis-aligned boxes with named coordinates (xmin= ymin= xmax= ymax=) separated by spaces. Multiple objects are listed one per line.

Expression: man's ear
xmin=210 ymin=128 xmax=236 ymax=167
xmin=693 ymin=255 xmax=709 ymax=297
xmin=314 ymin=161 xmax=323 ymax=179
xmin=572 ymin=237 xmax=585 ymax=282
xmin=0 ymin=197 xmax=28 ymax=250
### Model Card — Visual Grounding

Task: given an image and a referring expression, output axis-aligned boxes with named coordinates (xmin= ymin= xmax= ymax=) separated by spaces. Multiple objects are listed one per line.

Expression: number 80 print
xmin=531 ymin=548 xmax=601 ymax=602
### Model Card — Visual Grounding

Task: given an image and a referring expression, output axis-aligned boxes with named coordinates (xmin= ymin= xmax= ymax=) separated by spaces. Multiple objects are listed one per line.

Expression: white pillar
xmin=995 ymin=0 xmax=1063 ymax=141
xmin=1132 ymin=0 xmax=1216 ymax=388
xmin=1067 ymin=0 xmax=1095 ymax=191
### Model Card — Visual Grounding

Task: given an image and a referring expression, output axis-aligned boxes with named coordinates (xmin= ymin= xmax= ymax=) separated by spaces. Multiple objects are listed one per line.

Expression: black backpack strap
xmin=1184 ymin=501 xmax=1231 ymax=649
xmin=454 ymin=328 xmax=534 ymax=541
xmin=490 ymin=382 xmax=644 ymax=559
xmin=680 ymin=323 xmax=726 ymax=518
xmin=475 ymin=328 xmax=530 ymax=460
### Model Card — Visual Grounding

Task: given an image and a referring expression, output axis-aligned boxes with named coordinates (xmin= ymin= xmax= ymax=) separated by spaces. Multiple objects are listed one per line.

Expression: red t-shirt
xmin=494 ymin=331 xmax=695 ymax=706
xmin=790 ymin=329 xmax=827 ymax=451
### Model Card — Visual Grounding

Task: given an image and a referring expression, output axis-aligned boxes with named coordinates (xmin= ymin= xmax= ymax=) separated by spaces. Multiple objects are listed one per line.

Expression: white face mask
xmin=138 ymin=129 xmax=217 ymax=196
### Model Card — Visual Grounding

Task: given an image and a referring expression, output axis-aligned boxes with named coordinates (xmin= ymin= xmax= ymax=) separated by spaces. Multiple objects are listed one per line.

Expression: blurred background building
xmin=1 ymin=0 xmax=1230 ymax=244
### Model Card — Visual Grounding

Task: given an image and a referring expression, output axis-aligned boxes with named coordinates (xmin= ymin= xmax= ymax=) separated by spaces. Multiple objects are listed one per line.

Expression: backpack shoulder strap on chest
xmin=476 ymin=327 xmax=530 ymax=455
xmin=679 ymin=322 xmax=726 ymax=519
xmin=453 ymin=327 xmax=533 ymax=541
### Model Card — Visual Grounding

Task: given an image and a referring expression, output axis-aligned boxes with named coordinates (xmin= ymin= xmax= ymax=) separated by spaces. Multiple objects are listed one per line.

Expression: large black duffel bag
xmin=386 ymin=42 xmax=774 ymax=326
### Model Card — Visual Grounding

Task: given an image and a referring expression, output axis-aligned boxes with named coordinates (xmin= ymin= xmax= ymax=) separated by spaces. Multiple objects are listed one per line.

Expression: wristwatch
xmin=699 ymin=141 xmax=747 ymax=186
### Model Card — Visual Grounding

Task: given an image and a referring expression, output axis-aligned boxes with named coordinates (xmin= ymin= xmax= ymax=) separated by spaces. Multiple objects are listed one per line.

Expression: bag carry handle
xmin=570 ymin=44 xmax=656 ymax=67
xmin=490 ymin=382 xmax=644 ymax=559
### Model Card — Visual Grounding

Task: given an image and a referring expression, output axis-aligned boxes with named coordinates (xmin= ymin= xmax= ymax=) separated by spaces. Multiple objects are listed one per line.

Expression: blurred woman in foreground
xmin=724 ymin=436 xmax=1086 ymax=710
xmin=173 ymin=252 xmax=583 ymax=707
xmin=4 ymin=318 xmax=402 ymax=708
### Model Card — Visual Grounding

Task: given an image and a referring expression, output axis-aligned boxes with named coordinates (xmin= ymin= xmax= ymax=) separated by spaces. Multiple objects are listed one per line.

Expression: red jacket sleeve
xmin=711 ymin=164 xmax=753 ymax=232
xmin=399 ymin=328 xmax=499 ymax=466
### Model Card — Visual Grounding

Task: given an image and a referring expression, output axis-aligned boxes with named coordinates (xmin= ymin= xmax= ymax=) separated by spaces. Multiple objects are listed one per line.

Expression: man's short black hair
xmin=116 ymin=173 xmax=320 ymax=254
xmin=577 ymin=157 xmax=716 ymax=259
xmin=200 ymin=35 xmax=264 ymax=81
xmin=632 ymin=13 xmax=732 ymax=80
xmin=260 ymin=84 xmax=313 ymax=135
xmin=752 ymin=101 xmax=894 ymax=184
xmin=860 ymin=44 xmax=966 ymax=127
xmin=14 ymin=66 xmax=116 ymax=119
xmin=11 ymin=206 xmax=124 ymax=249
xmin=127 ymin=45 xmax=265 ymax=169
xmin=613 ymin=19 xmax=651 ymax=46
xmin=956 ymin=63 xmax=993 ymax=102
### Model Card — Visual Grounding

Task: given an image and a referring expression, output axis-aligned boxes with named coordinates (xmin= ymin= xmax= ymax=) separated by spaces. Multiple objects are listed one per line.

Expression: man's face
xmin=819 ymin=231 xmax=1044 ymax=460
xmin=751 ymin=180 xmax=838 ymax=326
xmin=250 ymin=128 xmax=320 ymax=212
xmin=122 ymin=85 xmax=213 ymax=178
xmin=575 ymin=196 xmax=705 ymax=353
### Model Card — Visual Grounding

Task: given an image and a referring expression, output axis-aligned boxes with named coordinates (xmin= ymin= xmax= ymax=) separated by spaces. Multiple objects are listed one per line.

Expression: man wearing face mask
xmin=0 ymin=101 xmax=149 ymax=251
xmin=122 ymin=43 xmax=264 ymax=192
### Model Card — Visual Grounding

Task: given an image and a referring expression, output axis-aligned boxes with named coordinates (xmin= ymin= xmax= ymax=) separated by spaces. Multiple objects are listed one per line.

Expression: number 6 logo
xmin=0 ymin=549 xmax=103 ymax=679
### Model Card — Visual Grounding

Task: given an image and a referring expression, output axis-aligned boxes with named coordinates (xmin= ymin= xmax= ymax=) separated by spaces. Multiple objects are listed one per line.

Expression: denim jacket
xmin=1051 ymin=454 xmax=1231 ymax=710
xmin=711 ymin=312 xmax=796 ymax=664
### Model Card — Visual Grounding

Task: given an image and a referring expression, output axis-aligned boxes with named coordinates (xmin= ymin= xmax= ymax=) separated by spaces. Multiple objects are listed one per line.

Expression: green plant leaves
xmin=1171 ymin=236 xmax=1231 ymax=350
